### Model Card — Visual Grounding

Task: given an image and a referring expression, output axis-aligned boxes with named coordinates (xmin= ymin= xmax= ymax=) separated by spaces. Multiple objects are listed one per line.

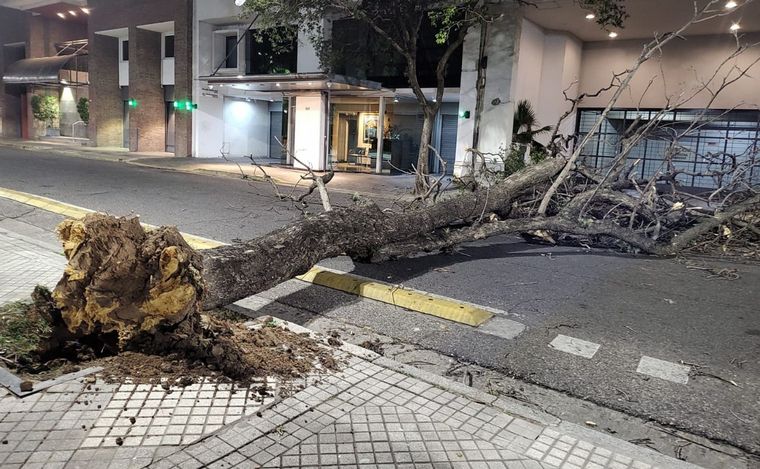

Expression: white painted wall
xmin=293 ymin=95 xmax=326 ymax=170
xmin=297 ymin=27 xmax=322 ymax=73
xmin=579 ymin=32 xmax=760 ymax=110
xmin=514 ymin=19 xmax=583 ymax=143
xmin=558 ymin=36 xmax=582 ymax=136
xmin=196 ymin=21 xmax=214 ymax=78
xmin=514 ymin=19 xmax=544 ymax=109
xmin=161 ymin=32 xmax=175 ymax=86
xmin=119 ymin=37 xmax=129 ymax=86
xmin=223 ymin=97 xmax=270 ymax=157
xmin=196 ymin=0 xmax=242 ymax=21
xmin=162 ymin=58 xmax=175 ymax=86
xmin=454 ymin=25 xmax=480 ymax=175
xmin=195 ymin=89 xmax=225 ymax=157
xmin=454 ymin=10 xmax=522 ymax=176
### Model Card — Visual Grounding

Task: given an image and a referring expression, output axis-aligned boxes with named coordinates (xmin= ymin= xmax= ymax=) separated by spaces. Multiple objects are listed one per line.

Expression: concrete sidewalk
xmin=0 ymin=224 xmax=700 ymax=469
xmin=0 ymin=139 xmax=419 ymax=200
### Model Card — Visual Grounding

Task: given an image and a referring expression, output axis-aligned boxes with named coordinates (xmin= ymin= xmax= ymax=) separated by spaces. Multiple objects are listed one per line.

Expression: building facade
xmin=87 ymin=0 xmax=192 ymax=156
xmin=2 ymin=0 xmax=758 ymax=187
xmin=0 ymin=2 xmax=88 ymax=141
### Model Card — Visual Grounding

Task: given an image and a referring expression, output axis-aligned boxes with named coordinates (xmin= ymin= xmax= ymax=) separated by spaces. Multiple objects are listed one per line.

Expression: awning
xmin=199 ymin=73 xmax=393 ymax=95
xmin=2 ymin=55 xmax=82 ymax=85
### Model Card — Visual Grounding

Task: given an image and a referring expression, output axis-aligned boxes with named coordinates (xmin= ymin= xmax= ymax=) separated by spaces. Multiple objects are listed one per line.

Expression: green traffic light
xmin=128 ymin=99 xmax=138 ymax=108
xmin=172 ymin=100 xmax=197 ymax=111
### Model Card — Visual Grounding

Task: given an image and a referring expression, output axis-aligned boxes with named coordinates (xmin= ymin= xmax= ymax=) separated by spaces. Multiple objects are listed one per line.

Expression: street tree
xmin=238 ymin=0 xmax=628 ymax=194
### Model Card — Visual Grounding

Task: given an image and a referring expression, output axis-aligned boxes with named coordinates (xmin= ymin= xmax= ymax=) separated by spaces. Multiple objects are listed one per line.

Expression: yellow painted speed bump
xmin=0 ymin=187 xmax=224 ymax=251
xmin=297 ymin=266 xmax=493 ymax=326
xmin=1 ymin=186 xmax=493 ymax=326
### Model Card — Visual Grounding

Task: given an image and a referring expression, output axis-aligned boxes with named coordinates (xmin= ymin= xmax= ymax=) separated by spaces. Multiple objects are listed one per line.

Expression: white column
xmin=375 ymin=97 xmax=386 ymax=174
xmin=293 ymin=94 xmax=327 ymax=171
xmin=454 ymin=10 xmax=522 ymax=177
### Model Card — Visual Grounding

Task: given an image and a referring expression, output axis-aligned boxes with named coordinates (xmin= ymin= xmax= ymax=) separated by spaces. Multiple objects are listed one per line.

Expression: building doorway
xmin=122 ymin=101 xmax=130 ymax=149
xmin=437 ymin=114 xmax=458 ymax=174
xmin=268 ymin=110 xmax=284 ymax=160
xmin=165 ymin=102 xmax=175 ymax=153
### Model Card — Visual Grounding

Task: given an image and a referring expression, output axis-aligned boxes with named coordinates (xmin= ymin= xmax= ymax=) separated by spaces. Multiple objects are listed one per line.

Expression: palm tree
xmin=513 ymin=100 xmax=552 ymax=146
xmin=513 ymin=100 xmax=552 ymax=164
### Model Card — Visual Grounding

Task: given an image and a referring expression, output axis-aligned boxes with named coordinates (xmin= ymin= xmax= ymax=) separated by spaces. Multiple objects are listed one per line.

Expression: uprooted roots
xmin=6 ymin=291 xmax=338 ymax=381
xmin=127 ymin=315 xmax=338 ymax=380
xmin=53 ymin=213 xmax=204 ymax=338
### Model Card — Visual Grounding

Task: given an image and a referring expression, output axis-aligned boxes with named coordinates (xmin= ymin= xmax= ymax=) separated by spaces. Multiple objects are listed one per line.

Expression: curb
xmin=297 ymin=266 xmax=494 ymax=327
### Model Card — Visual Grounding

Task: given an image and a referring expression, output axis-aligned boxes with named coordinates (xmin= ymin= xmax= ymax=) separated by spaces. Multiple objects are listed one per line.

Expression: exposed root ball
xmin=53 ymin=214 xmax=204 ymax=336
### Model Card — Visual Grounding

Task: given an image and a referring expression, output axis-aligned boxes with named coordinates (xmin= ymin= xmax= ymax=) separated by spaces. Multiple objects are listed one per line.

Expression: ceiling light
xmin=68 ymin=10 xmax=77 ymax=16
xmin=608 ymin=31 xmax=618 ymax=38
xmin=208 ymin=84 xmax=214 ymax=89
xmin=81 ymin=7 xmax=90 ymax=14
xmin=275 ymin=83 xmax=281 ymax=87
xmin=57 ymin=12 xmax=66 ymax=18
xmin=725 ymin=1 xmax=738 ymax=8
xmin=393 ymin=97 xmax=399 ymax=103
xmin=237 ymin=75 xmax=243 ymax=79
xmin=730 ymin=23 xmax=741 ymax=31
xmin=585 ymin=13 xmax=595 ymax=20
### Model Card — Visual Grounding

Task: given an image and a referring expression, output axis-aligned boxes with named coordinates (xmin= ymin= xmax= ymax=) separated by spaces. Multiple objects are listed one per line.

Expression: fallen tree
xmin=52 ymin=153 xmax=759 ymax=338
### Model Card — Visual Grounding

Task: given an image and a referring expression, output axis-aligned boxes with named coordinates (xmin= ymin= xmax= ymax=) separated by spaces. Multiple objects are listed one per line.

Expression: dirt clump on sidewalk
xmin=0 ymin=294 xmax=340 ymax=386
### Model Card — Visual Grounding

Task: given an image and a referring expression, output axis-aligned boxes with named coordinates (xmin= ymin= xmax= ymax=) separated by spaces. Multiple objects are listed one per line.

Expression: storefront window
xmin=327 ymin=97 xmax=426 ymax=174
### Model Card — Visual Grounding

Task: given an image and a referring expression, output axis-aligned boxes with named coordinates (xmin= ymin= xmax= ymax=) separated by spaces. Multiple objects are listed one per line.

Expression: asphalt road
xmin=1 ymin=146 xmax=759 ymax=455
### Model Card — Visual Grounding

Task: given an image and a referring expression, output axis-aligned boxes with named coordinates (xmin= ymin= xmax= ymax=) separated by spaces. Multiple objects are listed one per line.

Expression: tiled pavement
xmin=143 ymin=352 xmax=698 ymax=469
xmin=0 ymin=226 xmax=701 ymax=468
xmin=0 ymin=229 xmax=65 ymax=305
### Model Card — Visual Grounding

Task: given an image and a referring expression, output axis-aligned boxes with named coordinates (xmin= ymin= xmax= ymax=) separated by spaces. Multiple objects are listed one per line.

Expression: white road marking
xmin=636 ymin=356 xmax=690 ymax=384
xmin=479 ymin=316 xmax=526 ymax=339
xmin=548 ymin=334 xmax=601 ymax=359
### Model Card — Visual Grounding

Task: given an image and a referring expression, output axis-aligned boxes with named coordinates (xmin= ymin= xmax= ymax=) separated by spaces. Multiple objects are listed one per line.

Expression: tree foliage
xmin=77 ymin=97 xmax=89 ymax=125
xmin=31 ymin=95 xmax=58 ymax=127
xmin=579 ymin=0 xmax=629 ymax=29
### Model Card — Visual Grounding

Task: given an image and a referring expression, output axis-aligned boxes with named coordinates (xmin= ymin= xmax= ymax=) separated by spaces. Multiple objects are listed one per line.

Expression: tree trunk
xmin=415 ymin=109 xmax=436 ymax=194
xmin=53 ymin=158 xmax=567 ymax=336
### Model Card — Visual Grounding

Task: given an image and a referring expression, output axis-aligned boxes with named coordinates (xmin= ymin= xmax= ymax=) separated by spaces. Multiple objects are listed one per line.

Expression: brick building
xmin=87 ymin=0 xmax=192 ymax=156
